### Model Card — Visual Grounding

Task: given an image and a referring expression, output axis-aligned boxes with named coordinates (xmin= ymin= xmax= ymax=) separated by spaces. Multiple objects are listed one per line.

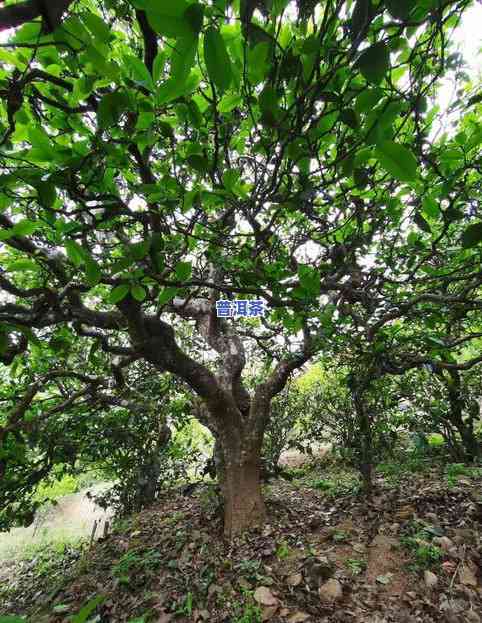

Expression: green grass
xmin=34 ymin=474 xmax=81 ymax=502
xmin=11 ymin=535 xmax=85 ymax=565
xmin=232 ymin=588 xmax=262 ymax=623
xmin=400 ymin=522 xmax=443 ymax=571
xmin=427 ymin=433 xmax=445 ymax=447
xmin=308 ymin=472 xmax=360 ymax=497
xmin=377 ymin=452 xmax=431 ymax=483
xmin=445 ymin=462 xmax=482 ymax=487
xmin=346 ymin=558 xmax=367 ymax=576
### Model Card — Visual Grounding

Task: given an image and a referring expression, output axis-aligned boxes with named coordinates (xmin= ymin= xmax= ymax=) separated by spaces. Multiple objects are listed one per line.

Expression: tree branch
xmin=135 ymin=9 xmax=158 ymax=75
xmin=0 ymin=0 xmax=74 ymax=32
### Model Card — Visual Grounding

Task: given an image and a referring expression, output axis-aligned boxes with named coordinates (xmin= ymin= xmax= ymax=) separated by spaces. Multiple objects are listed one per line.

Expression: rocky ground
xmin=0 ymin=458 xmax=480 ymax=623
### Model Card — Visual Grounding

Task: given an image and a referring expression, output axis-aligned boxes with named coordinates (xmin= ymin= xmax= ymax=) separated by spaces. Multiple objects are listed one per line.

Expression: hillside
xmin=1 ymin=459 xmax=480 ymax=623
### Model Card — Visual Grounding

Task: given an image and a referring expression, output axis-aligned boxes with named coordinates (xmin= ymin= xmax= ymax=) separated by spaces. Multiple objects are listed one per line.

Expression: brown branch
xmin=135 ymin=9 xmax=158 ymax=75
xmin=0 ymin=0 xmax=74 ymax=32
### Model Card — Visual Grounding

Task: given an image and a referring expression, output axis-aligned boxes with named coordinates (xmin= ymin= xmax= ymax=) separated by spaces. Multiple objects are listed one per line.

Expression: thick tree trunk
xmin=221 ymin=453 xmax=266 ymax=537
xmin=445 ymin=370 xmax=480 ymax=461
xmin=212 ymin=430 xmax=267 ymax=538
xmin=352 ymin=387 xmax=373 ymax=494
xmin=453 ymin=418 xmax=480 ymax=461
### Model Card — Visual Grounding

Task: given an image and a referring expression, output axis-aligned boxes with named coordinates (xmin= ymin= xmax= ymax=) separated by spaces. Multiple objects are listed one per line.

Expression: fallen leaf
xmin=207 ymin=583 xmax=222 ymax=597
xmin=459 ymin=563 xmax=477 ymax=587
xmin=319 ymin=578 xmax=342 ymax=602
xmin=395 ymin=506 xmax=415 ymax=520
xmin=238 ymin=577 xmax=252 ymax=589
xmin=376 ymin=573 xmax=394 ymax=585
xmin=254 ymin=586 xmax=278 ymax=606
xmin=442 ymin=561 xmax=457 ymax=574
xmin=286 ymin=573 xmax=303 ymax=587
xmin=287 ymin=612 xmax=311 ymax=622
xmin=433 ymin=536 xmax=454 ymax=552
xmin=424 ymin=570 xmax=438 ymax=589
xmin=261 ymin=604 xmax=279 ymax=621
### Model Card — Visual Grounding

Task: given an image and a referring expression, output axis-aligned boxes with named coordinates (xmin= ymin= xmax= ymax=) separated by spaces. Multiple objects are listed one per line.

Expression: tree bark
xmin=444 ymin=369 xmax=480 ymax=461
xmin=219 ymin=446 xmax=266 ymax=538
xmin=0 ymin=0 xmax=74 ymax=32
xmin=352 ymin=385 xmax=373 ymax=494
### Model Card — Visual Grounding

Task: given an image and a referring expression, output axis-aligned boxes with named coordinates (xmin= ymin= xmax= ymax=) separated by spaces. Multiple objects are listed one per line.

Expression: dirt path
xmin=0 ymin=483 xmax=112 ymax=562
xmin=279 ymin=443 xmax=331 ymax=468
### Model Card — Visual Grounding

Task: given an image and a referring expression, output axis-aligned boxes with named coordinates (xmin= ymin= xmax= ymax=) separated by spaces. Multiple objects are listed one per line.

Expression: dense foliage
xmin=0 ymin=0 xmax=481 ymax=535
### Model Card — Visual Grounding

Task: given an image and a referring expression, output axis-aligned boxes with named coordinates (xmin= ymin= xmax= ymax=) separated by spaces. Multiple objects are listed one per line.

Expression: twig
xmin=89 ymin=519 xmax=98 ymax=547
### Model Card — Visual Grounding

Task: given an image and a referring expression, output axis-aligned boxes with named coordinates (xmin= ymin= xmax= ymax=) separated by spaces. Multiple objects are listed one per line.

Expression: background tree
xmin=0 ymin=327 xmax=201 ymax=529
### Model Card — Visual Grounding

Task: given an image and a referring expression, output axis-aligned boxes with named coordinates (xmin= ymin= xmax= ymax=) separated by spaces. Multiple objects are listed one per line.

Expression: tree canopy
xmin=0 ymin=0 xmax=481 ymax=536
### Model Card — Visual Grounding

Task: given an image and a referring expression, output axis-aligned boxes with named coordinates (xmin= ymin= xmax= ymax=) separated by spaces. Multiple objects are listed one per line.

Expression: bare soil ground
xmin=279 ymin=444 xmax=331 ymax=469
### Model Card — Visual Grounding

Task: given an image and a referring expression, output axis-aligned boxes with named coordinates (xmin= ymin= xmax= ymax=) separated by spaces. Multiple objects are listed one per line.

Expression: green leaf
xmin=158 ymin=287 xmax=178 ymax=305
xmin=339 ymin=108 xmax=359 ymax=130
xmin=461 ymin=222 xmax=482 ymax=248
xmin=147 ymin=1 xmax=200 ymax=38
xmin=12 ymin=219 xmax=38 ymax=237
xmin=131 ymin=284 xmax=147 ymax=302
xmin=351 ymin=0 xmax=372 ymax=40
xmin=175 ymin=261 xmax=192 ymax=281
xmin=203 ymin=27 xmax=232 ymax=93
xmin=297 ymin=265 xmax=321 ymax=296
xmin=28 ymin=127 xmax=54 ymax=157
xmin=184 ymin=3 xmax=204 ymax=34
xmin=413 ymin=212 xmax=431 ymax=233
xmin=218 ymin=93 xmax=242 ymax=113
xmin=158 ymin=32 xmax=198 ymax=103
xmin=97 ymin=92 xmax=130 ymax=129
xmin=8 ymin=259 xmax=38 ymax=272
xmin=186 ymin=154 xmax=209 ymax=174
xmin=375 ymin=140 xmax=418 ymax=182
xmin=259 ymin=85 xmax=280 ymax=127
xmin=222 ymin=169 xmax=241 ymax=192
xmin=247 ymin=41 xmax=270 ymax=84
xmin=341 ymin=154 xmax=355 ymax=177
xmin=355 ymin=42 xmax=390 ymax=84
xmin=354 ymin=167 xmax=370 ymax=188
xmin=108 ymin=284 xmax=130 ymax=304
xmin=70 ymin=596 xmax=105 ymax=623
xmin=384 ymin=0 xmax=416 ymax=21
xmin=37 ymin=181 xmax=57 ymax=208
xmin=136 ymin=111 xmax=155 ymax=130
xmin=355 ymin=88 xmax=382 ymax=113
xmin=65 ymin=240 xmax=85 ymax=267
xmin=82 ymin=11 xmax=111 ymax=43
xmin=85 ymin=257 xmax=102 ymax=286
xmin=152 ymin=51 xmax=165 ymax=82
xmin=422 ymin=195 xmax=440 ymax=219
xmin=124 ymin=55 xmax=155 ymax=91
xmin=129 ymin=239 xmax=151 ymax=260
xmin=0 ymin=616 xmax=27 ymax=622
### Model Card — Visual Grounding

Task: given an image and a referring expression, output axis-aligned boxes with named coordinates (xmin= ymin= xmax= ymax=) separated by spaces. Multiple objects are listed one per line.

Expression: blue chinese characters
xmin=215 ymin=299 xmax=266 ymax=318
